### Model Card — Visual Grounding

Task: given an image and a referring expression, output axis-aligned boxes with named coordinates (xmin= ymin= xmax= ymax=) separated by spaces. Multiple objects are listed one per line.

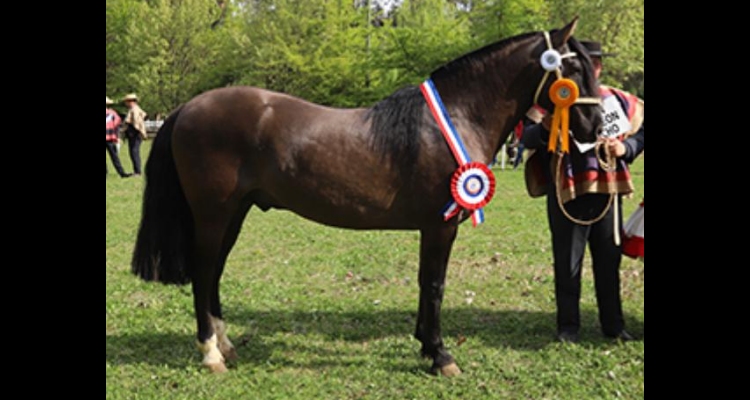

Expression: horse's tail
xmin=131 ymin=105 xmax=193 ymax=285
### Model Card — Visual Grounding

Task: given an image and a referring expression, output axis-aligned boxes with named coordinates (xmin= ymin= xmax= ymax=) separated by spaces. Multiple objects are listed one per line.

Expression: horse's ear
xmin=551 ymin=16 xmax=579 ymax=48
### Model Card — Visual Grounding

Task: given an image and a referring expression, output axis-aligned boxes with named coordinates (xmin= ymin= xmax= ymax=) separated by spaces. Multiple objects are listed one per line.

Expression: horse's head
xmin=532 ymin=18 xmax=603 ymax=144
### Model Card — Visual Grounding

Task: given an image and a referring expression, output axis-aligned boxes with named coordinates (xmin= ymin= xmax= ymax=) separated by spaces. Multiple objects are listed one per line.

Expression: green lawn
xmin=106 ymin=141 xmax=644 ymax=399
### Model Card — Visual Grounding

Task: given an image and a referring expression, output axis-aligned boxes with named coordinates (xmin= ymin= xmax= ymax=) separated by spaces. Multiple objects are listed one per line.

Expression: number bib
xmin=600 ymin=95 xmax=632 ymax=138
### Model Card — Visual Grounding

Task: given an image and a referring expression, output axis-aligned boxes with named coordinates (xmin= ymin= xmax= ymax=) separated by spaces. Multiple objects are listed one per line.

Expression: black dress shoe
xmin=120 ymin=173 xmax=134 ymax=178
xmin=605 ymin=330 xmax=636 ymax=342
xmin=556 ymin=331 xmax=579 ymax=343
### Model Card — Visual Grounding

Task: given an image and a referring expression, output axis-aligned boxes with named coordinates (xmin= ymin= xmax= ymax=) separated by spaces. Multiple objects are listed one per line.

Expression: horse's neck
xmin=428 ymin=35 xmax=545 ymax=164
xmin=433 ymin=78 xmax=535 ymax=164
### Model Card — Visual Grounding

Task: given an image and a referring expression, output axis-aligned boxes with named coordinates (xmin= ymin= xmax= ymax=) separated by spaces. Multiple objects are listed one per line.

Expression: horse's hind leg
xmin=191 ymin=198 xmax=254 ymax=373
xmin=191 ymin=213 xmax=232 ymax=373
xmin=209 ymin=201 xmax=253 ymax=362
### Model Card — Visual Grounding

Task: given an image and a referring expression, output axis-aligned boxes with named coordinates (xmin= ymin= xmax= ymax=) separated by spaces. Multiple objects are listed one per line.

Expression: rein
xmin=553 ymin=145 xmax=618 ymax=237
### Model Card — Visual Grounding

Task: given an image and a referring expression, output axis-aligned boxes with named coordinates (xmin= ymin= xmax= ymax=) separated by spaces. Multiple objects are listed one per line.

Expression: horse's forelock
xmin=566 ymin=37 xmax=598 ymax=98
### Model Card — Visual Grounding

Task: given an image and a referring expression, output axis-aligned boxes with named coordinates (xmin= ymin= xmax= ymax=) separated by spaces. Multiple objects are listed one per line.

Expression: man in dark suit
xmin=521 ymin=41 xmax=644 ymax=343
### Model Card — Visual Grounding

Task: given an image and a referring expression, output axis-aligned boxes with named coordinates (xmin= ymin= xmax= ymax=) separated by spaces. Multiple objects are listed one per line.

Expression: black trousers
xmin=547 ymin=191 xmax=625 ymax=336
xmin=106 ymin=141 xmax=127 ymax=177
xmin=127 ymin=133 xmax=143 ymax=175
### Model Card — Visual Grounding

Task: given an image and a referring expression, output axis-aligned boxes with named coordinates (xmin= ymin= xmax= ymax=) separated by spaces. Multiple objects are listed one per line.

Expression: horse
xmin=132 ymin=18 xmax=603 ymax=376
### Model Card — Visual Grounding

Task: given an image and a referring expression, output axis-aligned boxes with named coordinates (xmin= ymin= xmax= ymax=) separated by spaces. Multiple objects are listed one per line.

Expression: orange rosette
xmin=547 ymin=78 xmax=580 ymax=154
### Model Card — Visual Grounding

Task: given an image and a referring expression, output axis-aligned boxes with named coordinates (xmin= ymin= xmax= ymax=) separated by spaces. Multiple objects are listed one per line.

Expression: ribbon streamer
xmin=547 ymin=78 xmax=579 ymax=154
xmin=421 ymin=79 xmax=495 ymax=227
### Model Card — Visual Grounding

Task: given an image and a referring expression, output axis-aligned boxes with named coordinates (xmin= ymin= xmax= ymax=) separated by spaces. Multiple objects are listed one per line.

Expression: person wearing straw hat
xmin=521 ymin=40 xmax=644 ymax=344
xmin=106 ymin=97 xmax=130 ymax=178
xmin=121 ymin=93 xmax=148 ymax=176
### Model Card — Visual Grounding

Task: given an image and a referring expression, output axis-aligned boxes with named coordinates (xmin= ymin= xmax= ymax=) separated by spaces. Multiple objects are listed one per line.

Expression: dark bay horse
xmin=132 ymin=18 xmax=603 ymax=376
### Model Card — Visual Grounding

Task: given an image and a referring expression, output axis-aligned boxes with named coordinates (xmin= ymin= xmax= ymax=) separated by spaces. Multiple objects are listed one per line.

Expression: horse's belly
xmin=265 ymin=178 xmax=414 ymax=229
xmin=255 ymin=127 xmax=418 ymax=228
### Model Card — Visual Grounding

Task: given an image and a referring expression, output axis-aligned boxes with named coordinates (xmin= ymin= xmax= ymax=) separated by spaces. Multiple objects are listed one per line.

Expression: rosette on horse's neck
xmin=420 ymin=79 xmax=496 ymax=227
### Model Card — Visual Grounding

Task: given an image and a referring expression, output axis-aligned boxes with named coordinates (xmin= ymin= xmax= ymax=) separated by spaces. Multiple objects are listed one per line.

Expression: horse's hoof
xmin=439 ymin=363 xmax=462 ymax=377
xmin=429 ymin=362 xmax=462 ymax=377
xmin=205 ymin=362 xmax=228 ymax=374
xmin=221 ymin=347 xmax=238 ymax=362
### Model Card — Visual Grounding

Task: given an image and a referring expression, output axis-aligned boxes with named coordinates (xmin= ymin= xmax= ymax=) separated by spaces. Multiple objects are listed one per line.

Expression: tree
xmin=371 ymin=0 xmax=476 ymax=90
xmin=235 ymin=0 xmax=370 ymax=106
xmin=106 ymin=0 xmax=240 ymax=113
xmin=106 ymin=0 xmax=644 ymax=110
xmin=106 ymin=0 xmax=145 ymax=103
xmin=130 ymin=0 xmax=238 ymax=113
xmin=232 ymin=0 xmax=479 ymax=106
xmin=544 ymin=0 xmax=644 ymax=95
xmin=467 ymin=0 xmax=548 ymax=43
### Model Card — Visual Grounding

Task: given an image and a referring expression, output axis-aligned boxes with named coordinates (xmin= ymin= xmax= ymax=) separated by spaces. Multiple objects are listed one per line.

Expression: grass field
xmin=106 ymin=141 xmax=644 ymax=399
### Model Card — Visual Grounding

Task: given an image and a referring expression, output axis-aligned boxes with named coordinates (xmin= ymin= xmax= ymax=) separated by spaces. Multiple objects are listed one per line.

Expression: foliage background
xmin=106 ymin=0 xmax=644 ymax=115
xmin=106 ymin=3 xmax=644 ymax=396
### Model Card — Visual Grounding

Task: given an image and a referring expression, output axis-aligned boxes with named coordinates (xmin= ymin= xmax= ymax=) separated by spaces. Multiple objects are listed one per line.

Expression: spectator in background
xmin=106 ymin=97 xmax=130 ymax=178
xmin=512 ymin=105 xmax=545 ymax=169
xmin=122 ymin=93 xmax=148 ymax=176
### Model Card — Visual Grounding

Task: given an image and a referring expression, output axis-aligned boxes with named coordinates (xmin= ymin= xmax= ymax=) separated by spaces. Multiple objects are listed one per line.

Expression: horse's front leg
xmin=415 ymin=225 xmax=462 ymax=377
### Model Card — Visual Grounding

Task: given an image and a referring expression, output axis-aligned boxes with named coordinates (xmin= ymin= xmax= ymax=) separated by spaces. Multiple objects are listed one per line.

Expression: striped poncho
xmin=524 ymin=85 xmax=644 ymax=202
xmin=106 ymin=108 xmax=121 ymax=143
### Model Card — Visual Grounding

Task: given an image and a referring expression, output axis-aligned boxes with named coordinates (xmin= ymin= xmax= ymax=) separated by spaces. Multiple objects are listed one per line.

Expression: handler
xmin=521 ymin=41 xmax=644 ymax=343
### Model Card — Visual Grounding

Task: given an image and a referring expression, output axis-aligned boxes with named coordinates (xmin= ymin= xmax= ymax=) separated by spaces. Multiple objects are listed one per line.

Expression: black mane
xmin=430 ymin=32 xmax=537 ymax=82
xmin=566 ymin=36 xmax=598 ymax=98
xmin=364 ymin=32 xmax=540 ymax=167
xmin=364 ymin=85 xmax=425 ymax=167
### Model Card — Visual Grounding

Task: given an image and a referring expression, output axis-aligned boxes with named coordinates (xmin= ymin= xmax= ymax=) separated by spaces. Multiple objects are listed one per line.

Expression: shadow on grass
xmin=107 ymin=308 xmax=643 ymax=370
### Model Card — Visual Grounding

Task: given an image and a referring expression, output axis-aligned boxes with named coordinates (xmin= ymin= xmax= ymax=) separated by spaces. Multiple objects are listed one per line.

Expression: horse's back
xmin=168 ymin=86 xmax=418 ymax=228
xmin=180 ymin=85 xmax=348 ymax=125
xmin=175 ymin=85 xmax=362 ymax=144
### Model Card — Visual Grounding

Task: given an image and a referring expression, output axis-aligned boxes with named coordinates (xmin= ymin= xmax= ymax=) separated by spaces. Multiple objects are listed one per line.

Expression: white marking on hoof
xmin=211 ymin=317 xmax=237 ymax=360
xmin=197 ymin=333 xmax=225 ymax=366
xmin=205 ymin=362 xmax=228 ymax=374
xmin=440 ymin=363 xmax=462 ymax=377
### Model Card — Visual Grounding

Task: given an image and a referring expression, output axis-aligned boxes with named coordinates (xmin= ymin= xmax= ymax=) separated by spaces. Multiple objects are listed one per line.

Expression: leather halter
xmin=532 ymin=31 xmax=601 ymax=109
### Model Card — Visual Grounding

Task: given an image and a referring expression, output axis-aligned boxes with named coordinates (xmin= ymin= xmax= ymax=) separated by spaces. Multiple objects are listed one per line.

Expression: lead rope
xmin=554 ymin=141 xmax=620 ymax=245
xmin=534 ymin=31 xmax=618 ymax=243
xmin=595 ymin=141 xmax=620 ymax=245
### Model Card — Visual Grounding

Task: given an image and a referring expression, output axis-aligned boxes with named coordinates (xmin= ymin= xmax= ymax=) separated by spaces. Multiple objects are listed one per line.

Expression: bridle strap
xmin=533 ymin=31 xmax=601 ymax=108
xmin=575 ymin=97 xmax=602 ymax=105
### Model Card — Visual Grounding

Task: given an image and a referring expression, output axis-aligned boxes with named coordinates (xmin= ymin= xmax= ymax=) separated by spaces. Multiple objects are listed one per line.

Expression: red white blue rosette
xmin=421 ymin=78 xmax=496 ymax=227
xmin=451 ymin=162 xmax=496 ymax=210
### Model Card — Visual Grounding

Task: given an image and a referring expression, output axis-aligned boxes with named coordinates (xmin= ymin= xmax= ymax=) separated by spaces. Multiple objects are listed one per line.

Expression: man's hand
xmin=605 ymin=137 xmax=626 ymax=157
